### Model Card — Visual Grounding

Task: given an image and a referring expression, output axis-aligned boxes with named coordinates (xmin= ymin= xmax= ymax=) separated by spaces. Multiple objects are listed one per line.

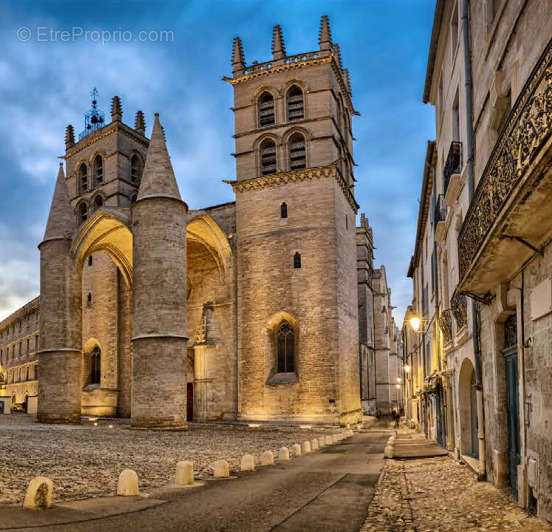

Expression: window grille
xmin=287 ymin=85 xmax=304 ymax=121
xmin=277 ymin=321 xmax=295 ymax=373
xmin=260 ymin=138 xmax=277 ymax=175
xmin=259 ymin=92 xmax=275 ymax=127
xmin=288 ymin=133 xmax=306 ymax=170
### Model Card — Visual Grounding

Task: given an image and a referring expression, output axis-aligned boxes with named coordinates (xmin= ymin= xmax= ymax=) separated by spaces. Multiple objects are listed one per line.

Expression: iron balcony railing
xmin=444 ymin=141 xmax=462 ymax=193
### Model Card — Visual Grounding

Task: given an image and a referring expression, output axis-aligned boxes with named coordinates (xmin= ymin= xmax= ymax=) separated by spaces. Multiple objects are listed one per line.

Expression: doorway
xmin=187 ymin=382 xmax=194 ymax=421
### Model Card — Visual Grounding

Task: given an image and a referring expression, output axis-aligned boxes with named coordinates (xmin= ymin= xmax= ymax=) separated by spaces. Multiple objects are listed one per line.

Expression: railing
xmin=444 ymin=141 xmax=462 ymax=193
xmin=244 ymin=51 xmax=323 ymax=75
xmin=434 ymin=194 xmax=447 ymax=223
xmin=458 ymin=39 xmax=552 ymax=282
xmin=450 ymin=292 xmax=467 ymax=330
xmin=438 ymin=310 xmax=453 ymax=345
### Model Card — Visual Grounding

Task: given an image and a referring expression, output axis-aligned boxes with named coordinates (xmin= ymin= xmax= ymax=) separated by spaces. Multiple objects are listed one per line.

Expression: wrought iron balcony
xmin=458 ymin=39 xmax=552 ymax=293
xmin=434 ymin=194 xmax=447 ymax=224
xmin=444 ymin=141 xmax=462 ymax=193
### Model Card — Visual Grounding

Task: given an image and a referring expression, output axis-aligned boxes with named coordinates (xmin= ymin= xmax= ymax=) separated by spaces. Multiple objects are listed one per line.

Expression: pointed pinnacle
xmin=232 ymin=36 xmax=245 ymax=75
xmin=272 ymin=25 xmax=286 ymax=60
xmin=137 ymin=113 xmax=181 ymax=202
xmin=43 ymin=163 xmax=76 ymax=241
xmin=319 ymin=15 xmax=332 ymax=51
xmin=111 ymin=95 xmax=122 ymax=121
xmin=135 ymin=110 xmax=146 ymax=135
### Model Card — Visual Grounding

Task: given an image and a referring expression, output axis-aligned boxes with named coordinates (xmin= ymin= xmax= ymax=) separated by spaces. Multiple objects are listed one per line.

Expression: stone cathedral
xmin=0 ymin=17 xmax=395 ymax=427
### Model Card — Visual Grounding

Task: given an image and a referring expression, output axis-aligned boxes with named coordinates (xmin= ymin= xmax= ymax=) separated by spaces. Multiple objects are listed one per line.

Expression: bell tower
xmin=226 ymin=16 xmax=362 ymax=425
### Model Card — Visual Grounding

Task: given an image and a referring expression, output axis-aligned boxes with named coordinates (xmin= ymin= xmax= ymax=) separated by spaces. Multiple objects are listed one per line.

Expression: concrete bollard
xmin=240 ymin=454 xmax=255 ymax=471
xmin=279 ymin=447 xmax=290 ymax=461
xmin=23 ymin=477 xmax=53 ymax=509
xmin=292 ymin=443 xmax=302 ymax=456
xmin=213 ymin=459 xmax=230 ymax=478
xmin=175 ymin=460 xmax=194 ymax=486
xmin=311 ymin=438 xmax=319 ymax=450
xmin=260 ymin=450 xmax=274 ymax=466
xmin=302 ymin=441 xmax=311 ymax=454
xmin=318 ymin=437 xmax=326 ymax=447
xmin=117 ymin=469 xmax=139 ymax=496
xmin=325 ymin=435 xmax=333 ymax=446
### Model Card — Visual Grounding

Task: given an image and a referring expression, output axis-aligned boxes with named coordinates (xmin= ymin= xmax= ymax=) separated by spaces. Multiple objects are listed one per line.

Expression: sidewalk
xmin=387 ymin=429 xmax=448 ymax=459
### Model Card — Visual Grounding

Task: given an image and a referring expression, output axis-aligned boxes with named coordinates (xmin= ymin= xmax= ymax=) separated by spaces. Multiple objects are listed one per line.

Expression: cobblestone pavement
xmin=0 ymin=415 xmax=335 ymax=506
xmin=361 ymin=456 xmax=551 ymax=531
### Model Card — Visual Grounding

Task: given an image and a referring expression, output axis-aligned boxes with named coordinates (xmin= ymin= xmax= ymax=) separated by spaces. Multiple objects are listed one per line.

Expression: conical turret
xmin=319 ymin=15 xmax=332 ymax=51
xmin=43 ymin=163 xmax=76 ymax=241
xmin=232 ymin=36 xmax=246 ymax=75
xmin=137 ymin=113 xmax=181 ymax=202
xmin=272 ymin=25 xmax=286 ymax=60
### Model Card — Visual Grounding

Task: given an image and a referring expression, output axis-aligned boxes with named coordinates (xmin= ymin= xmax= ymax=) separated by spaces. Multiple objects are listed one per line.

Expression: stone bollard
xmin=318 ymin=437 xmax=326 ymax=447
xmin=292 ymin=443 xmax=302 ymax=456
xmin=23 ymin=477 xmax=53 ymax=509
xmin=311 ymin=438 xmax=319 ymax=450
xmin=213 ymin=460 xmax=230 ymax=478
xmin=240 ymin=454 xmax=255 ymax=472
xmin=279 ymin=447 xmax=290 ymax=461
xmin=302 ymin=441 xmax=311 ymax=454
xmin=175 ymin=460 xmax=194 ymax=486
xmin=261 ymin=450 xmax=274 ymax=466
xmin=384 ymin=444 xmax=395 ymax=459
xmin=117 ymin=469 xmax=139 ymax=496
xmin=325 ymin=435 xmax=333 ymax=446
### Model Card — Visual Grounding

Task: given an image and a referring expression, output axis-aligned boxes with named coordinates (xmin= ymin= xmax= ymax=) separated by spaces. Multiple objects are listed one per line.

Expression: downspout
xmin=461 ymin=0 xmax=486 ymax=479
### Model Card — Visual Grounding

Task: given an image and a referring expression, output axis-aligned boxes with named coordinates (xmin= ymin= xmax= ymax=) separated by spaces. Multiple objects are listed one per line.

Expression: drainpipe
xmin=461 ymin=0 xmax=486 ymax=479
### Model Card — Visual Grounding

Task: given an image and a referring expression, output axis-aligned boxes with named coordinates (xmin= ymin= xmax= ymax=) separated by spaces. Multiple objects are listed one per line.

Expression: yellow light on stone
xmin=397 ymin=377 xmax=401 ymax=383
xmin=299 ymin=425 xmax=312 ymax=429
xmin=93 ymin=422 xmax=98 ymax=427
xmin=404 ymin=365 xmax=411 ymax=373
xmin=109 ymin=425 xmax=114 ymax=429
xmin=248 ymin=423 xmax=260 ymax=428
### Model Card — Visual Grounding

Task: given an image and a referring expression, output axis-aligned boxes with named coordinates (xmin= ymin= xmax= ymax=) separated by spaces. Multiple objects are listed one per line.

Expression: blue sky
xmin=0 ymin=0 xmax=436 ymax=322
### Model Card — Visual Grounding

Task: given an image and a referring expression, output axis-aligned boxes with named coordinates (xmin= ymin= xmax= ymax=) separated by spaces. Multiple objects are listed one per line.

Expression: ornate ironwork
xmin=438 ymin=310 xmax=453 ymax=344
xmin=458 ymin=39 xmax=552 ymax=281
xmin=444 ymin=141 xmax=462 ymax=193
xmin=451 ymin=292 xmax=467 ymax=330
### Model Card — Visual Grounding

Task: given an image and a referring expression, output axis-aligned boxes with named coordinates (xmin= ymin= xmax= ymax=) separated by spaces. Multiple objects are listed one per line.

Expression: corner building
xmin=0 ymin=16 xmax=396 ymax=427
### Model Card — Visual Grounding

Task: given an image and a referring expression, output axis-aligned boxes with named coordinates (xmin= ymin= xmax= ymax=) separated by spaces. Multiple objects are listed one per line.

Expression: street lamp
xmin=409 ymin=315 xmax=421 ymax=331
xmin=404 ymin=364 xmax=411 ymax=373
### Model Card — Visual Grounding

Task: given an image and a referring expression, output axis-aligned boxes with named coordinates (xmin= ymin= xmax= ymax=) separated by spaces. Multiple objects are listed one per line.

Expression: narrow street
xmin=5 ymin=431 xmax=389 ymax=532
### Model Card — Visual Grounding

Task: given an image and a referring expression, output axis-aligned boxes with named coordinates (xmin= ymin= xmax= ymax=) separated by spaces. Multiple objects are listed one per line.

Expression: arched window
xmin=90 ymin=347 xmax=101 ymax=385
xmin=288 ymin=133 xmax=306 ymax=170
xmin=87 ymin=292 xmax=92 ymax=305
xmin=78 ymin=163 xmax=88 ymax=193
xmin=78 ymin=202 xmax=88 ymax=223
xmin=260 ymin=138 xmax=277 ymax=175
xmin=131 ymin=154 xmax=143 ymax=184
xmin=93 ymin=195 xmax=103 ymax=211
xmin=258 ymin=91 xmax=275 ymax=127
xmin=294 ymin=252 xmax=301 ymax=268
xmin=287 ymin=85 xmax=304 ymax=121
xmin=280 ymin=202 xmax=288 ymax=218
xmin=93 ymin=155 xmax=103 ymax=186
xmin=277 ymin=321 xmax=295 ymax=373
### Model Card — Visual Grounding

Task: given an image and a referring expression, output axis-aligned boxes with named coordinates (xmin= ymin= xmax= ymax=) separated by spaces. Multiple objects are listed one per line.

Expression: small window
xmin=288 ymin=132 xmax=306 ymax=170
xmin=280 ymin=202 xmax=288 ymax=218
xmin=294 ymin=252 xmax=301 ymax=269
xmin=94 ymin=195 xmax=103 ymax=211
xmin=276 ymin=321 xmax=295 ymax=373
xmin=88 ymin=255 xmax=93 ymax=267
xmin=94 ymin=155 xmax=103 ymax=186
xmin=260 ymin=138 xmax=277 ymax=175
xmin=90 ymin=347 xmax=101 ymax=385
xmin=287 ymin=85 xmax=304 ymax=121
xmin=79 ymin=202 xmax=88 ymax=223
xmin=345 ymin=215 xmax=348 ymax=230
xmin=131 ymin=154 xmax=143 ymax=183
xmin=78 ymin=163 xmax=88 ymax=193
xmin=258 ymin=91 xmax=275 ymax=127
xmin=87 ymin=292 xmax=92 ymax=305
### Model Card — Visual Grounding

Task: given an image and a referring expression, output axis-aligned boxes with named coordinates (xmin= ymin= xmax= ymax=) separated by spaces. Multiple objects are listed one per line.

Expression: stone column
xmin=130 ymin=114 xmax=188 ymax=429
xmin=37 ymin=164 xmax=82 ymax=423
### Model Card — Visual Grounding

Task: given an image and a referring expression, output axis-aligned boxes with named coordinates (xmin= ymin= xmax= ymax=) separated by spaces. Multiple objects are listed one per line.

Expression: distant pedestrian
xmin=392 ymin=409 xmax=399 ymax=428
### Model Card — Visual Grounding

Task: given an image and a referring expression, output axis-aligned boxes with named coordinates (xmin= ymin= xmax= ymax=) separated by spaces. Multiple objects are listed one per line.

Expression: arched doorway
xmin=458 ymin=358 xmax=478 ymax=458
xmin=503 ymin=314 xmax=520 ymax=490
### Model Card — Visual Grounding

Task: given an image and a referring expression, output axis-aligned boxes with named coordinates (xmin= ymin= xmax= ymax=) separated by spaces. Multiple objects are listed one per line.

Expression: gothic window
xmin=94 ymin=195 xmax=103 ymax=211
xmin=287 ymin=85 xmax=304 ymax=121
xmin=94 ymin=155 xmax=103 ymax=186
xmin=276 ymin=321 xmax=295 ymax=373
xmin=78 ymin=202 xmax=88 ymax=223
xmin=294 ymin=252 xmax=301 ymax=268
xmin=260 ymin=138 xmax=277 ymax=175
xmin=79 ymin=163 xmax=88 ymax=193
xmin=90 ymin=347 xmax=101 ymax=385
xmin=280 ymin=202 xmax=288 ymax=218
xmin=258 ymin=91 xmax=275 ymax=127
xmin=131 ymin=154 xmax=143 ymax=184
xmin=288 ymin=132 xmax=306 ymax=170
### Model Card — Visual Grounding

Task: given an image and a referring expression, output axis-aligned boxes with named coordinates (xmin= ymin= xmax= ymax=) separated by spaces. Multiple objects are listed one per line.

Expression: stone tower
xmin=131 ymin=114 xmax=188 ymax=428
xmin=225 ymin=16 xmax=361 ymax=424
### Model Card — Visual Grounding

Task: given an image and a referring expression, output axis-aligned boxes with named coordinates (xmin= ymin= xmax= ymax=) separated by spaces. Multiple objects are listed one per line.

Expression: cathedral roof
xmin=43 ymin=163 xmax=75 ymax=241
xmin=137 ymin=113 xmax=181 ymax=202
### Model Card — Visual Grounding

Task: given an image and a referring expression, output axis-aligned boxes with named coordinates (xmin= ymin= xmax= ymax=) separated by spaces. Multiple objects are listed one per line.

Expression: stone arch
xmin=458 ymin=357 xmax=478 ymax=458
xmin=71 ymin=210 xmax=133 ymax=287
xmin=283 ymin=127 xmax=310 ymax=171
xmin=265 ymin=311 xmax=300 ymax=383
xmin=255 ymin=134 xmax=279 ymax=176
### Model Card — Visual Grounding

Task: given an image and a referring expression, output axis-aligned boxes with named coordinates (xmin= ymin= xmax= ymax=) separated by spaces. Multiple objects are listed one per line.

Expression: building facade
xmin=403 ymin=0 xmax=552 ymax=522
xmin=0 ymin=16 xmax=397 ymax=428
